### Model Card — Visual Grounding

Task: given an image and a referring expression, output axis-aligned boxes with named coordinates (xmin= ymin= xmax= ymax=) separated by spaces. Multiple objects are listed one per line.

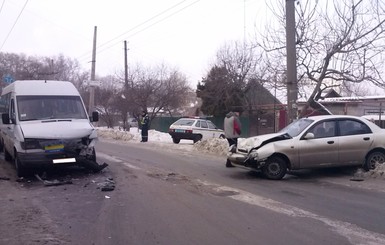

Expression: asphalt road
xmin=1 ymin=139 xmax=385 ymax=245
xmin=94 ymin=139 xmax=385 ymax=245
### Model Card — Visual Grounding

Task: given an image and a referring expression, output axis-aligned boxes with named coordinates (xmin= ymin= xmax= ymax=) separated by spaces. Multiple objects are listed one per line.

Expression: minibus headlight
xmin=21 ymin=139 xmax=41 ymax=150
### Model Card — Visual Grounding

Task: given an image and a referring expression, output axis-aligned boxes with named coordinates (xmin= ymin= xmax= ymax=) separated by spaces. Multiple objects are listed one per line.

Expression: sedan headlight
xmin=248 ymin=150 xmax=258 ymax=160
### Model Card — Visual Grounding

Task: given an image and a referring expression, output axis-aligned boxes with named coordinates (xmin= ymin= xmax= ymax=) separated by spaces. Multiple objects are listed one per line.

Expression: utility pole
xmin=286 ymin=0 xmax=298 ymax=124
xmin=89 ymin=26 xmax=97 ymax=115
xmin=124 ymin=40 xmax=128 ymax=87
xmin=122 ymin=40 xmax=129 ymax=130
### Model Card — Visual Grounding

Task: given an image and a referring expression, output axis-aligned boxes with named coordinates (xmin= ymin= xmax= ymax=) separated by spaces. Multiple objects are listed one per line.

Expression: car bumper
xmin=227 ymin=152 xmax=265 ymax=169
xmin=227 ymin=152 xmax=248 ymax=165
xmin=17 ymin=151 xmax=85 ymax=168
xmin=169 ymin=132 xmax=196 ymax=140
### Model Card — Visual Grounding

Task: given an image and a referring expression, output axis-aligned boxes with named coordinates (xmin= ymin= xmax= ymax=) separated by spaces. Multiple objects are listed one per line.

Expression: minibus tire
xmin=14 ymin=153 xmax=27 ymax=178
xmin=4 ymin=148 xmax=12 ymax=161
xmin=91 ymin=147 xmax=96 ymax=161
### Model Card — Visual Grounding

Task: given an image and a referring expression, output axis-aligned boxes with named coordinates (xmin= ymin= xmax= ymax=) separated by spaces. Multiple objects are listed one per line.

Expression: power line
xmin=0 ymin=0 xmax=6 ymax=17
xmin=91 ymin=0 xmax=200 ymax=58
xmin=77 ymin=0 xmax=200 ymax=62
xmin=0 ymin=0 xmax=29 ymax=51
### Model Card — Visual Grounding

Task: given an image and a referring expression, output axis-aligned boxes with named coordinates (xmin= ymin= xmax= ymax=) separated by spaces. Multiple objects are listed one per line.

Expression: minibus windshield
xmin=17 ymin=95 xmax=87 ymax=121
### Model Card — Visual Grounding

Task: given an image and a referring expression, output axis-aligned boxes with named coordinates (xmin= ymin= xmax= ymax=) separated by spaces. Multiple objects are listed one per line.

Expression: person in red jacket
xmin=223 ymin=110 xmax=242 ymax=167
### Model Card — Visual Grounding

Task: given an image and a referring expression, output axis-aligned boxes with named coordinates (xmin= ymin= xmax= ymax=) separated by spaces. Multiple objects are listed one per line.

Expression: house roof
xmin=319 ymin=95 xmax=385 ymax=103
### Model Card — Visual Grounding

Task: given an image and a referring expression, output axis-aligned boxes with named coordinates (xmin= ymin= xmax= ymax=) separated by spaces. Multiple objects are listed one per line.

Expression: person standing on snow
xmin=224 ymin=109 xmax=242 ymax=167
xmin=140 ymin=110 xmax=150 ymax=142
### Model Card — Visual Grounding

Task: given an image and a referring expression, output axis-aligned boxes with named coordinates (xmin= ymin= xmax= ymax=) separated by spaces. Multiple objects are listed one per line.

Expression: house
xmin=242 ymin=79 xmax=283 ymax=135
xmin=297 ymin=88 xmax=385 ymax=127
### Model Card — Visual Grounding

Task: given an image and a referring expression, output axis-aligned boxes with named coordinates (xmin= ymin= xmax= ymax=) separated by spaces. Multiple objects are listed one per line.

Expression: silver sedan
xmin=227 ymin=115 xmax=385 ymax=180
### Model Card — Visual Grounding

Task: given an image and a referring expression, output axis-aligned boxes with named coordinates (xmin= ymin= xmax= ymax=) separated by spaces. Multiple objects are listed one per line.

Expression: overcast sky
xmin=0 ymin=0 xmax=271 ymax=86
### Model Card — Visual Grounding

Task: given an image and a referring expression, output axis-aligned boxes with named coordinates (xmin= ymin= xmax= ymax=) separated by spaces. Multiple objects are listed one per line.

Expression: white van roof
xmin=1 ymin=80 xmax=80 ymax=96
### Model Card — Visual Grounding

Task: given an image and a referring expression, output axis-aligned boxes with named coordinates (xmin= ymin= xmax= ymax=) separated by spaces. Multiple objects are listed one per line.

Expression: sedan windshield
xmin=278 ymin=118 xmax=314 ymax=137
xmin=17 ymin=95 xmax=87 ymax=121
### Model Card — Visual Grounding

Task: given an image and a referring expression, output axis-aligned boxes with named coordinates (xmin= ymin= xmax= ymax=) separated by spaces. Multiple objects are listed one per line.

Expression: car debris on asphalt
xmin=35 ymin=174 xmax=73 ymax=186
xmin=350 ymin=168 xmax=365 ymax=181
xmin=81 ymin=159 xmax=109 ymax=172
xmin=98 ymin=177 xmax=116 ymax=192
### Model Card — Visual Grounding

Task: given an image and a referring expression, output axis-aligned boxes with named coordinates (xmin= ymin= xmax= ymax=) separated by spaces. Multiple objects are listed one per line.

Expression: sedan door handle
xmin=327 ymin=141 xmax=334 ymax=144
xmin=363 ymin=137 xmax=370 ymax=141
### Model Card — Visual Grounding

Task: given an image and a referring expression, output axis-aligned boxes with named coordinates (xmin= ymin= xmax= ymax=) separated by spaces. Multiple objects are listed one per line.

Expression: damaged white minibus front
xmin=0 ymin=80 xmax=106 ymax=177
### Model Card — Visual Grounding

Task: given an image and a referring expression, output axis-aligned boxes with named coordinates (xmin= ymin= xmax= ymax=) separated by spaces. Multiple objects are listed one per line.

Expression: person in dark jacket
xmin=224 ymin=110 xmax=242 ymax=167
xmin=140 ymin=110 xmax=150 ymax=142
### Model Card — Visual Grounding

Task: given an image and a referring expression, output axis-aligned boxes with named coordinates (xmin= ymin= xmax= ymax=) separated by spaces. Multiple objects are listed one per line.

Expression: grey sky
xmin=0 ymin=0 xmax=270 ymax=86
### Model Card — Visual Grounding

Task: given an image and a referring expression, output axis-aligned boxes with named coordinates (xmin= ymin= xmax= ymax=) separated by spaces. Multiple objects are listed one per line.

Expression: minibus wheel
xmin=14 ymin=153 xmax=28 ymax=178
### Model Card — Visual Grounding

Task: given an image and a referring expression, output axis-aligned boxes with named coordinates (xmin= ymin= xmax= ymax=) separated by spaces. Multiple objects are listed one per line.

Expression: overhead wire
xmin=0 ymin=0 xmax=29 ymax=51
xmin=0 ymin=0 xmax=6 ymax=16
xmin=95 ymin=0 xmax=200 ymax=56
xmin=76 ymin=0 xmax=200 ymax=62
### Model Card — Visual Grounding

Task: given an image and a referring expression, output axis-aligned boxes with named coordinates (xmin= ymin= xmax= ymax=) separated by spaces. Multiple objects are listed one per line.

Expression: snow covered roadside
xmin=360 ymin=164 xmax=385 ymax=179
xmin=96 ymin=127 xmax=229 ymax=157
xmin=96 ymin=127 xmax=385 ymax=180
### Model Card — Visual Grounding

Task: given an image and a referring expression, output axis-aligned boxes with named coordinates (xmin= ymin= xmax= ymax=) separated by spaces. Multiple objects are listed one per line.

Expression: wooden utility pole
xmin=124 ymin=40 xmax=128 ymax=87
xmin=89 ymin=26 xmax=97 ymax=115
xmin=122 ymin=40 xmax=129 ymax=130
xmin=286 ymin=0 xmax=298 ymax=123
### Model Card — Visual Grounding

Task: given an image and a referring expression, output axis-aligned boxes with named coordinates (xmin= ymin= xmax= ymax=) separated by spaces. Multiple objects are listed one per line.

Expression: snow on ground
xmin=96 ymin=127 xmax=385 ymax=180
xmin=96 ymin=127 xmax=229 ymax=156
xmin=361 ymin=164 xmax=385 ymax=179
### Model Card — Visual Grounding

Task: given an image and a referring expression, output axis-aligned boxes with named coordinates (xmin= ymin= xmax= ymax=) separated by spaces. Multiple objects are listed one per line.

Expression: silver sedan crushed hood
xmin=238 ymin=132 xmax=291 ymax=152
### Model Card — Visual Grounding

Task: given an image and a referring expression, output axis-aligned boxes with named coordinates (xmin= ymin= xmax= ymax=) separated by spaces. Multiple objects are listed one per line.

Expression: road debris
xmin=0 ymin=176 xmax=10 ymax=181
xmin=98 ymin=177 xmax=116 ymax=192
xmin=35 ymin=174 xmax=73 ymax=187
xmin=350 ymin=168 xmax=365 ymax=181
xmin=81 ymin=159 xmax=109 ymax=172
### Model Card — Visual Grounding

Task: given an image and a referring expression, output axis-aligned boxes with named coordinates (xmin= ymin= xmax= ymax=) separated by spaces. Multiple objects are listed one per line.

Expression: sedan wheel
xmin=193 ymin=135 xmax=202 ymax=143
xmin=262 ymin=156 xmax=287 ymax=180
xmin=364 ymin=151 xmax=385 ymax=171
xmin=172 ymin=138 xmax=180 ymax=144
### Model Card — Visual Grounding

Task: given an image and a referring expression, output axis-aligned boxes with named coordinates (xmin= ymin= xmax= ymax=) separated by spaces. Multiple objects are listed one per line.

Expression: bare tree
xmin=114 ymin=63 xmax=191 ymax=124
xmin=94 ymin=77 xmax=120 ymax=128
xmin=258 ymin=0 xmax=385 ymax=116
xmin=199 ymin=40 xmax=273 ymax=116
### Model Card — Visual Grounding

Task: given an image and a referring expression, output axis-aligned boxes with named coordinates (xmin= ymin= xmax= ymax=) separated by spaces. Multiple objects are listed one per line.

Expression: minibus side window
xmin=0 ymin=93 xmax=10 ymax=114
xmin=10 ymin=99 xmax=15 ymax=123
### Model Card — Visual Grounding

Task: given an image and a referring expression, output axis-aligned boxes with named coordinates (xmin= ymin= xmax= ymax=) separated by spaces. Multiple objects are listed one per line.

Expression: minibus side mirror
xmin=2 ymin=113 xmax=10 ymax=124
xmin=90 ymin=111 xmax=99 ymax=122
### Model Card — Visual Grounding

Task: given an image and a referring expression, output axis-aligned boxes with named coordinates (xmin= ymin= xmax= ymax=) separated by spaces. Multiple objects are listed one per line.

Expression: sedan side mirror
xmin=304 ymin=132 xmax=315 ymax=139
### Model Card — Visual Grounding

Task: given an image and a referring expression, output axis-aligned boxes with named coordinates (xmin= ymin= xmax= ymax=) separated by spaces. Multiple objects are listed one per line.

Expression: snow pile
xmin=97 ymin=128 xmax=135 ymax=141
xmin=194 ymin=138 xmax=229 ymax=156
xmin=96 ymin=127 xmax=228 ymax=155
xmin=361 ymin=164 xmax=385 ymax=179
xmin=97 ymin=128 xmax=172 ymax=143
